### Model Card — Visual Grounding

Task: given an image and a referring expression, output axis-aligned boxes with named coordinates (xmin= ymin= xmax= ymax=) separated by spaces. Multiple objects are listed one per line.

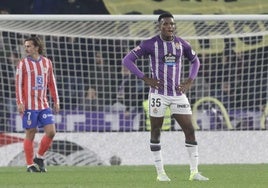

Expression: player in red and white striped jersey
xmin=15 ymin=36 xmax=60 ymax=172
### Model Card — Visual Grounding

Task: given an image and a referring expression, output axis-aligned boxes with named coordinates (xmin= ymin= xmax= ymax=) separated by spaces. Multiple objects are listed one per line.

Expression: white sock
xmin=151 ymin=144 xmax=165 ymax=175
xmin=186 ymin=143 xmax=199 ymax=173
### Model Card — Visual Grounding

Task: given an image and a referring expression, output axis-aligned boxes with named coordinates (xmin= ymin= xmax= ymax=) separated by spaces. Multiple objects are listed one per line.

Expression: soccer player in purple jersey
xmin=122 ymin=13 xmax=209 ymax=181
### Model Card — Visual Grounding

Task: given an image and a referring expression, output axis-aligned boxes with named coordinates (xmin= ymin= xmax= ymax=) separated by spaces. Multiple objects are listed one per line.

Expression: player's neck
xmin=160 ymin=34 xmax=174 ymax=41
xmin=28 ymin=54 xmax=41 ymax=62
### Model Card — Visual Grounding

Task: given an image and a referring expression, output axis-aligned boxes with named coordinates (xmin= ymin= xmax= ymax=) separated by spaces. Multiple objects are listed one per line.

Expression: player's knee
xmin=184 ymin=128 xmax=196 ymax=142
xmin=45 ymin=129 xmax=56 ymax=138
xmin=25 ymin=128 xmax=37 ymax=140
xmin=44 ymin=124 xmax=56 ymax=138
xmin=48 ymin=132 xmax=56 ymax=138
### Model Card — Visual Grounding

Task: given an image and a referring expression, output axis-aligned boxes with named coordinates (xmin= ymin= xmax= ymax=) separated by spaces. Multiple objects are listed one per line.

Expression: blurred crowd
xmin=0 ymin=0 xmax=109 ymax=14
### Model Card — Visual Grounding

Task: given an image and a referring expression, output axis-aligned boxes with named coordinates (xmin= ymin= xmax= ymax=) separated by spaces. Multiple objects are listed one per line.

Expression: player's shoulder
xmin=150 ymin=35 xmax=159 ymax=40
xmin=174 ymin=36 xmax=188 ymax=44
xmin=175 ymin=36 xmax=193 ymax=48
xmin=20 ymin=56 xmax=28 ymax=62
xmin=141 ymin=35 xmax=158 ymax=43
xmin=41 ymin=55 xmax=53 ymax=63
xmin=40 ymin=55 xmax=50 ymax=60
xmin=18 ymin=57 xmax=28 ymax=66
xmin=139 ymin=35 xmax=159 ymax=49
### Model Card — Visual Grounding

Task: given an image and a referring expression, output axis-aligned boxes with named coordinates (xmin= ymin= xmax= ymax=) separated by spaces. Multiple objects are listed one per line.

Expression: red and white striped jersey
xmin=15 ymin=56 xmax=59 ymax=110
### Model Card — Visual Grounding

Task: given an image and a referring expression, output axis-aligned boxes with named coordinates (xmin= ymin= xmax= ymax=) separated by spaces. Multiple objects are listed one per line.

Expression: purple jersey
xmin=129 ymin=35 xmax=199 ymax=96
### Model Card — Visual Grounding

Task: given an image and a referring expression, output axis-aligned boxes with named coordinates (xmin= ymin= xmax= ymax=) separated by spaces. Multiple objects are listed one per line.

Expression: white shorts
xmin=149 ymin=93 xmax=192 ymax=117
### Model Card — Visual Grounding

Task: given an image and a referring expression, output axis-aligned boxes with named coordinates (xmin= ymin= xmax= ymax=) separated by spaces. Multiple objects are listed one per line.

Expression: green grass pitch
xmin=0 ymin=164 xmax=267 ymax=188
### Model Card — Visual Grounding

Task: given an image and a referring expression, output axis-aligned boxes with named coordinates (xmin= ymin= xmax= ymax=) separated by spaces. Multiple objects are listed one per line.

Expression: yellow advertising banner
xmin=103 ymin=0 xmax=268 ymax=15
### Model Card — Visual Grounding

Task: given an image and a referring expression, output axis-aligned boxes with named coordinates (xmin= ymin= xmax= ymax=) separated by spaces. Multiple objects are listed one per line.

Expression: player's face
xmin=24 ymin=41 xmax=39 ymax=57
xmin=159 ymin=17 xmax=176 ymax=41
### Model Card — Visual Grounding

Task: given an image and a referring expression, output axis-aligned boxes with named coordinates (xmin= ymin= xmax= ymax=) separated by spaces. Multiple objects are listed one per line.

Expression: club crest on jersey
xmin=33 ymin=75 xmax=45 ymax=90
xmin=43 ymin=67 xmax=48 ymax=73
xmin=175 ymin=42 xmax=181 ymax=50
xmin=191 ymin=49 xmax=196 ymax=55
xmin=163 ymin=53 xmax=177 ymax=66
xmin=36 ymin=75 xmax=43 ymax=85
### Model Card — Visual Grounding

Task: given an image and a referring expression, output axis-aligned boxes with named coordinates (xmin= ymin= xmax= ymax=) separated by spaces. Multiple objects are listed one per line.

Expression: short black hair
xmin=158 ymin=12 xmax=174 ymax=22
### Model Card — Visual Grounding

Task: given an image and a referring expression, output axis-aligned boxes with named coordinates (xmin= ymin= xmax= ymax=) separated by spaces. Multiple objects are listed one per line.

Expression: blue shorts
xmin=22 ymin=108 xmax=55 ymax=129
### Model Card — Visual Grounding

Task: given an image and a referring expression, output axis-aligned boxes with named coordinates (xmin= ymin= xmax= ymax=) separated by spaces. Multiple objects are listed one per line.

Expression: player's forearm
xmin=48 ymin=83 xmax=60 ymax=105
xmin=15 ymin=77 xmax=23 ymax=105
xmin=49 ymin=72 xmax=60 ymax=105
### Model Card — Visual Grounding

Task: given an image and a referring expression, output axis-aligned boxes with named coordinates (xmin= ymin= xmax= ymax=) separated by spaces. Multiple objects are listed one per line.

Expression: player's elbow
xmin=123 ymin=52 xmax=137 ymax=65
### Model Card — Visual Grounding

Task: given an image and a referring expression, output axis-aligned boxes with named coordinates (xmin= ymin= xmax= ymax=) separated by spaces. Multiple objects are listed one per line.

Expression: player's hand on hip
xmin=142 ymin=77 xmax=162 ymax=90
xmin=177 ymin=78 xmax=193 ymax=93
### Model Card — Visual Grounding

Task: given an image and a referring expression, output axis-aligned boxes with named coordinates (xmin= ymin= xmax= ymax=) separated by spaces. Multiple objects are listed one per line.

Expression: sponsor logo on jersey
xmin=163 ymin=53 xmax=177 ymax=66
